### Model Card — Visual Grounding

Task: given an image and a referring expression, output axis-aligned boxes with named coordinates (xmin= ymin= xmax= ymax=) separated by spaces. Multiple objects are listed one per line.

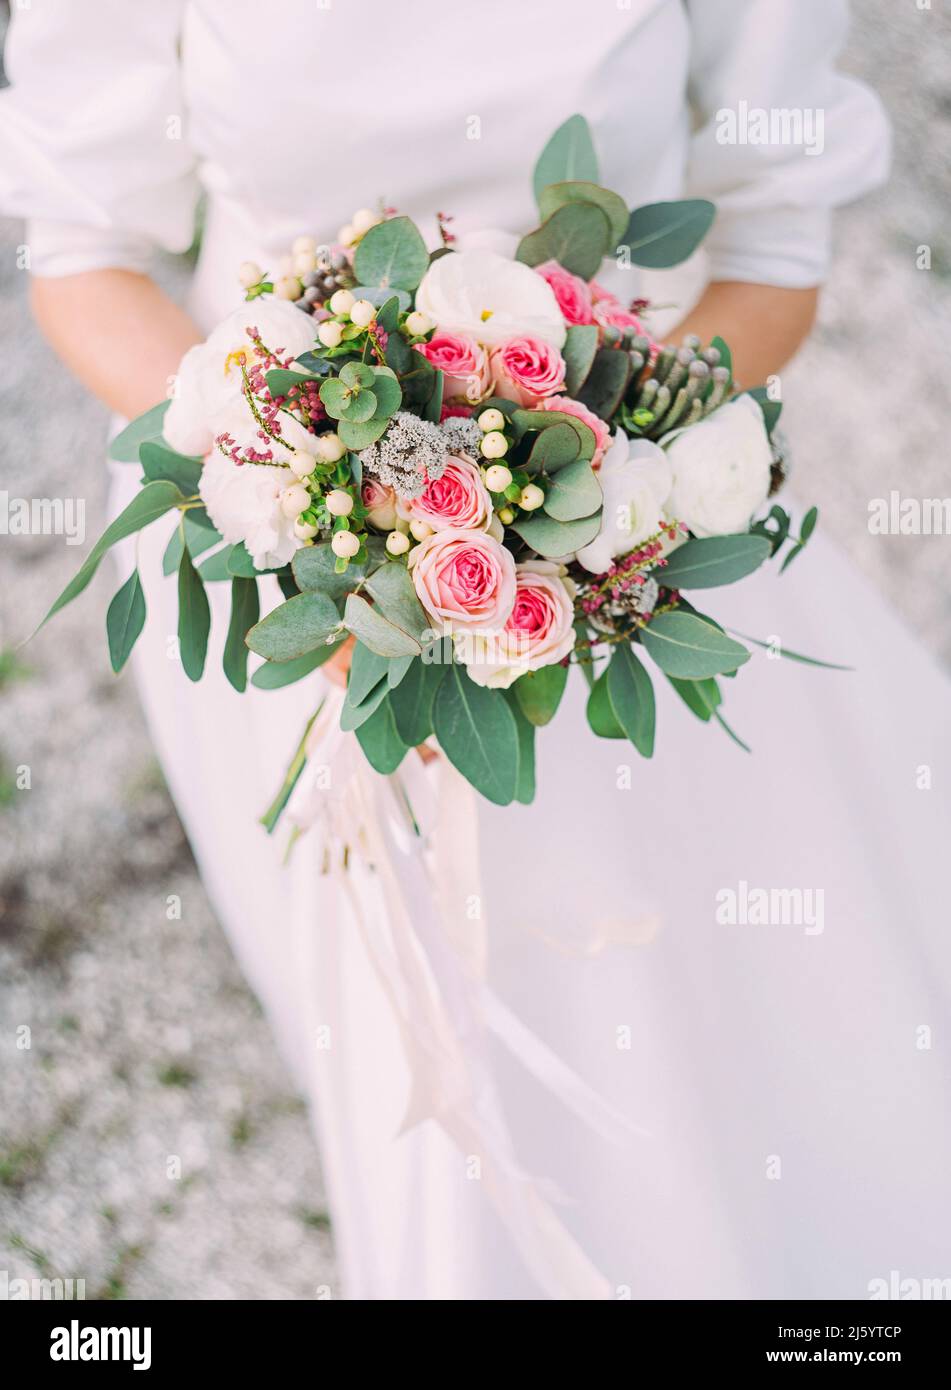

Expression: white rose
xmin=164 ymin=300 xmax=317 ymax=457
xmin=198 ymin=451 xmax=301 ymax=570
xmin=664 ymin=395 xmax=773 ymax=537
xmin=414 ymin=249 xmax=566 ymax=349
xmin=575 ymin=431 xmax=673 ymax=575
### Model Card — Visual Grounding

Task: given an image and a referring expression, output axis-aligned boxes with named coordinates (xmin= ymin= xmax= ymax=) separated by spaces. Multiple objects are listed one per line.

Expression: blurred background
xmin=1 ymin=1 xmax=949 ymax=1299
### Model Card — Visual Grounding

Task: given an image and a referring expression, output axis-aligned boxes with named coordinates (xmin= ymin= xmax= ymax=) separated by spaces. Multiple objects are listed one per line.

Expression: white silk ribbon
xmin=285 ymin=685 xmax=647 ymax=1299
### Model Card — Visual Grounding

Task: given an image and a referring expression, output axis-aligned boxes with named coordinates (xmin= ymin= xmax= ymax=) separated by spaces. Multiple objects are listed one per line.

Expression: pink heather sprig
xmin=580 ymin=522 xmax=687 ymax=617
xmin=436 ymin=211 xmax=457 ymax=247
xmin=214 ymin=430 xmax=279 ymax=467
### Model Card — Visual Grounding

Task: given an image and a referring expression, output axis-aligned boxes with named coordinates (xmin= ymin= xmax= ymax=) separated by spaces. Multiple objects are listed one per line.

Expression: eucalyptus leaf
xmin=198 ymin=545 xmax=237 ymax=582
xmin=623 ymin=199 xmax=716 ymax=268
xmin=532 ymin=114 xmax=599 ymax=204
xmin=606 ymin=643 xmax=655 ymax=756
xmin=657 ymin=535 xmax=772 ymax=589
xmin=516 ymin=202 xmax=612 ymax=281
xmin=575 ymin=347 xmax=631 ymax=420
xmin=353 ymin=215 xmax=430 ymax=292
xmin=640 ymin=611 xmax=750 ymax=678
xmin=109 ymin=400 xmax=171 ymax=463
xmin=586 ymin=670 xmax=625 ymax=738
xmin=513 ymin=408 xmax=597 ymax=461
xmin=36 ymin=479 xmax=184 ymax=633
xmin=246 ymin=591 xmax=341 ymax=662
xmin=543 ymin=458 xmax=601 ymax=522
xmin=340 ymin=672 xmax=388 ymax=732
xmin=667 ymin=675 xmax=722 ymax=723
xmin=292 ymin=543 xmax=366 ymax=601
xmin=343 ymin=593 xmax=421 ymax=658
xmin=389 ymin=657 xmax=445 ymax=746
xmin=178 ymin=546 xmax=211 ymax=681
xmin=513 ymin=662 xmax=569 ymax=727
xmin=433 ymin=662 xmax=519 ymax=806
xmin=348 ymin=641 xmax=391 ymax=707
xmin=140 ymin=441 xmax=202 ymax=495
xmin=251 ymin=641 xmax=344 ymax=689
xmin=527 ymin=422 xmax=581 ymax=473
xmin=364 ymin=562 xmax=430 ymax=644
xmin=510 ymin=508 xmax=601 ymax=558
xmin=106 ymin=570 xmax=146 ymax=673
xmin=227 ymin=542 xmax=285 ymax=578
xmin=354 ymin=696 xmax=409 ymax=774
xmin=539 ymin=180 xmax=629 ymax=246
xmin=562 ymin=324 xmax=599 ymax=396
xmin=223 ymin=576 xmax=259 ymax=693
xmin=728 ymin=631 xmax=852 ymax=671
xmin=505 ymin=691 xmax=536 ymax=805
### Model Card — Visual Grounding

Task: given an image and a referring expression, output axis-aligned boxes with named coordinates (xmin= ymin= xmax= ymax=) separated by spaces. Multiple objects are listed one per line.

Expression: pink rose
xmin=416 ymin=332 xmax=492 ymax=404
xmin=490 ymin=336 xmax=566 ymax=407
xmin=462 ymin=562 xmax=576 ymax=689
xmin=537 ymin=395 xmax=612 ymax=469
xmin=534 ymin=259 xmax=594 ymax=326
xmin=409 ymin=528 xmax=516 ymax=634
xmin=399 ymin=453 xmax=492 ymax=532
xmin=589 ymin=282 xmax=650 ymax=336
xmin=361 ymin=477 xmax=398 ymax=530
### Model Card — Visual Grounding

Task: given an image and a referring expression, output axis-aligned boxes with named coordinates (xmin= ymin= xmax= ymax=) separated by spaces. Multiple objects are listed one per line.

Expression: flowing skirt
xmin=109 ymin=447 xmax=951 ymax=1299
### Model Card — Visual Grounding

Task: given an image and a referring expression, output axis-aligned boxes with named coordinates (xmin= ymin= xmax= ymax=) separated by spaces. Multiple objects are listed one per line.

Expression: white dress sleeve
xmin=683 ymin=0 xmax=891 ymax=287
xmin=0 ymin=0 xmax=197 ymax=276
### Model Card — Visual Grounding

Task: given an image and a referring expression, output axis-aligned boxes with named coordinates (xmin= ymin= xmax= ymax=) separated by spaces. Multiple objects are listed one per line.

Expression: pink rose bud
xmin=489 ymin=336 xmax=567 ymax=408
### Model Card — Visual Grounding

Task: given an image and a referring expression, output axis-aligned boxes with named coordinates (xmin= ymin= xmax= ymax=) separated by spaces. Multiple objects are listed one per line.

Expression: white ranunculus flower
xmin=199 ymin=451 xmax=300 ymax=570
xmin=575 ymin=431 xmax=673 ymax=575
xmin=164 ymin=300 xmax=318 ymax=457
xmin=414 ymin=249 xmax=567 ymax=349
xmin=664 ymin=394 xmax=773 ymax=538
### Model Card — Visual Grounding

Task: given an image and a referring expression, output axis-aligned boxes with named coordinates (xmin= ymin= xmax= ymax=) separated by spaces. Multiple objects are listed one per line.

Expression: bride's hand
xmin=323 ymin=637 xmax=437 ymax=765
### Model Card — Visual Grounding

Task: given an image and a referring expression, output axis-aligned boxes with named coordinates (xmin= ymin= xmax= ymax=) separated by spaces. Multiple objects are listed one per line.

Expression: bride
xmin=4 ymin=0 xmax=950 ymax=1300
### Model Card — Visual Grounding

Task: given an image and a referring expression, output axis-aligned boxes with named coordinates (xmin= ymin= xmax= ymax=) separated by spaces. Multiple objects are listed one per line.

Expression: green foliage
xmin=433 ymin=662 xmax=520 ymax=806
xmin=622 ymin=200 xmax=716 ymax=268
xmin=640 ymin=611 xmax=750 ymax=679
xmin=106 ymin=571 xmax=146 ymax=673
xmin=177 ymin=546 xmax=211 ymax=681
xmin=251 ymin=641 xmax=344 ymax=689
xmin=606 ymin=643 xmax=655 ymax=756
xmin=353 ymin=215 xmax=430 ymax=292
xmin=354 ymin=696 xmax=409 ymax=774
xmin=37 ymin=480 xmax=184 ymax=632
xmin=109 ymin=401 xmax=171 ymax=463
xmin=510 ymin=508 xmax=601 ymax=558
xmin=657 ymin=535 xmax=772 ymax=589
xmin=562 ymin=324 xmax=599 ymax=396
xmin=514 ymin=661 xmax=568 ymax=726
xmin=517 ymin=201 xmax=611 ymax=280
xmin=532 ymin=114 xmax=599 ymax=204
xmin=139 ymin=441 xmax=202 ymax=494
xmin=246 ymin=591 xmax=341 ymax=662
xmin=223 ymin=577 xmax=260 ymax=692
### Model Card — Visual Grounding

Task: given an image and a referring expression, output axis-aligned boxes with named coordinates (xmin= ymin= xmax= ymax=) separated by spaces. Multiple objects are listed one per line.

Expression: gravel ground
xmin=1 ymin=2 xmax=949 ymax=1301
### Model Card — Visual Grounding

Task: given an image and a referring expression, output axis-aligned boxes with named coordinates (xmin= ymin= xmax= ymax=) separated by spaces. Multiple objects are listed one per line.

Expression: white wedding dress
xmin=4 ymin=0 xmax=951 ymax=1300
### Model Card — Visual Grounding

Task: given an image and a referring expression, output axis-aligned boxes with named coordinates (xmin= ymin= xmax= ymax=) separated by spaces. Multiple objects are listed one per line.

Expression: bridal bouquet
xmin=39 ymin=116 xmax=827 ymax=812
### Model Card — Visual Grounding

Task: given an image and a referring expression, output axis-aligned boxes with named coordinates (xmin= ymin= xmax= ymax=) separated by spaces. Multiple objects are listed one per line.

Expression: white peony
xmin=199 ymin=451 xmax=300 ymax=570
xmin=414 ymin=249 xmax=567 ymax=349
xmin=664 ymin=395 xmax=773 ymax=537
xmin=575 ymin=431 xmax=673 ymax=575
xmin=164 ymin=300 xmax=318 ymax=458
